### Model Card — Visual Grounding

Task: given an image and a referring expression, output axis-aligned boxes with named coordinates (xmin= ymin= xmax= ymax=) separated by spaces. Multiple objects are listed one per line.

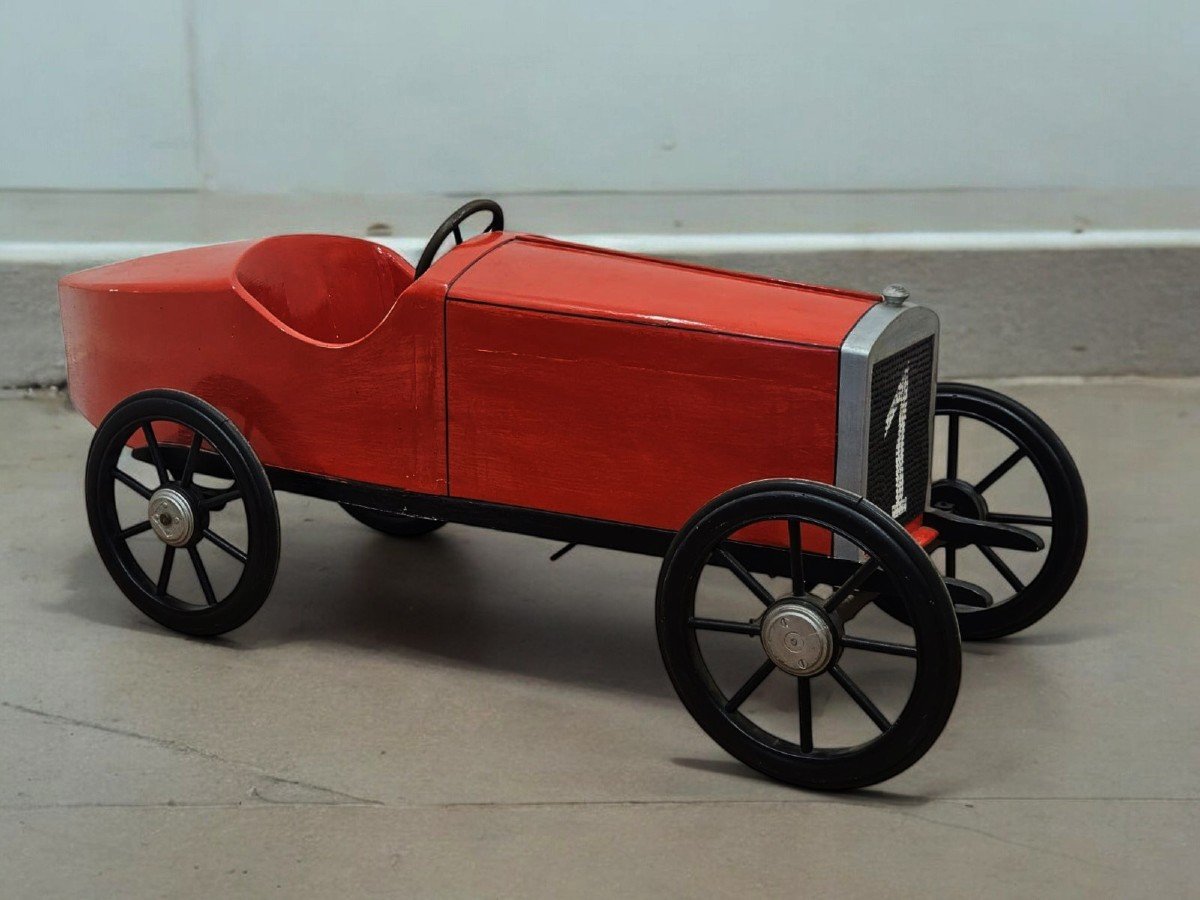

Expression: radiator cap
xmin=881 ymin=284 xmax=910 ymax=306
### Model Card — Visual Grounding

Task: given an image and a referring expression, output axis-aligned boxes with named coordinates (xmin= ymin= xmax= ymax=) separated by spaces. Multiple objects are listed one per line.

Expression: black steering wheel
xmin=414 ymin=199 xmax=504 ymax=277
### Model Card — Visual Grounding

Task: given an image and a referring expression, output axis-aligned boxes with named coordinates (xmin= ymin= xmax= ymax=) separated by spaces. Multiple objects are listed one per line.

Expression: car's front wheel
xmin=927 ymin=382 xmax=1087 ymax=640
xmin=657 ymin=479 xmax=961 ymax=791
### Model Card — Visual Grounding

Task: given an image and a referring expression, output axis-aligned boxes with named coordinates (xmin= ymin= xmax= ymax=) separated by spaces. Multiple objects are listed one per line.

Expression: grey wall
xmin=7 ymin=244 xmax=1198 ymax=387
xmin=3 ymin=1 xmax=1198 ymax=194
xmin=0 ymin=2 xmax=196 ymax=189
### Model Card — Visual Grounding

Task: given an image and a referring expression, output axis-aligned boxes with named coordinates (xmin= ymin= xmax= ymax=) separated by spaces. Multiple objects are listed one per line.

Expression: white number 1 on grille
xmin=883 ymin=366 xmax=910 ymax=517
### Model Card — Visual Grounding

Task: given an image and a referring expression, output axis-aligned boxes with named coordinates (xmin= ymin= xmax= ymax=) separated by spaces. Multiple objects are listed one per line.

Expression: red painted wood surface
xmin=235 ymin=235 xmax=411 ymax=344
xmin=58 ymin=229 xmax=922 ymax=555
xmin=451 ymin=235 xmax=876 ymax=348
xmin=909 ymin=523 xmax=937 ymax=548
xmin=60 ymin=235 xmax=468 ymax=493
xmin=445 ymin=300 xmax=841 ymax=553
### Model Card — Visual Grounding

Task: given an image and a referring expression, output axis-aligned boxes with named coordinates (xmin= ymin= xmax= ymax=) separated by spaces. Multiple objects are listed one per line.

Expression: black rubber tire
xmin=340 ymin=503 xmax=445 ymax=537
xmin=916 ymin=383 xmax=1086 ymax=641
xmin=85 ymin=390 xmax=280 ymax=636
xmin=657 ymin=479 xmax=961 ymax=792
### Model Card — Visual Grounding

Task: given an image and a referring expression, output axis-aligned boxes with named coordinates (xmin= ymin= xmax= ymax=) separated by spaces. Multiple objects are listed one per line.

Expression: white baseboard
xmin=5 ymin=227 xmax=1200 ymax=266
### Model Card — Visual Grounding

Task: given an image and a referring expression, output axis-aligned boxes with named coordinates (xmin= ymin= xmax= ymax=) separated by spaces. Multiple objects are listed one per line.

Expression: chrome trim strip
xmin=833 ymin=303 xmax=940 ymax=559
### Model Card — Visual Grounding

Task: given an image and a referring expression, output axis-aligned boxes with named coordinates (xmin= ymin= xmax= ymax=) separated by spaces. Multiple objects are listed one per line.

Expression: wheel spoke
xmin=201 ymin=488 xmax=242 ymax=510
xmin=944 ymin=545 xmax=956 ymax=578
xmin=841 ymin=635 xmax=918 ymax=658
xmin=119 ymin=520 xmax=153 ymax=540
xmin=946 ymin=413 xmax=960 ymax=480
xmin=714 ymin=547 xmax=776 ymax=607
xmin=203 ymin=528 xmax=248 ymax=564
xmin=114 ymin=468 xmax=152 ymax=499
xmin=188 ymin=546 xmax=218 ymax=605
xmin=787 ymin=519 xmax=804 ymax=596
xmin=824 ymin=559 xmax=879 ymax=614
xmin=156 ymin=546 xmax=175 ymax=597
xmin=724 ymin=658 xmax=775 ymax=713
xmin=989 ymin=512 xmax=1053 ymax=527
xmin=975 ymin=448 xmax=1025 ymax=494
xmin=978 ymin=544 xmax=1025 ymax=592
xmin=797 ymin=677 xmax=814 ymax=752
xmin=180 ymin=431 xmax=203 ymax=486
xmin=829 ymin=664 xmax=890 ymax=732
xmin=689 ymin=617 xmax=760 ymax=636
xmin=141 ymin=423 xmax=169 ymax=485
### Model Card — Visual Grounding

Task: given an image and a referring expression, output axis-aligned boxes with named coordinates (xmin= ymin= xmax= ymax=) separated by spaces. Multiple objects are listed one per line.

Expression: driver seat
xmin=236 ymin=234 xmax=415 ymax=344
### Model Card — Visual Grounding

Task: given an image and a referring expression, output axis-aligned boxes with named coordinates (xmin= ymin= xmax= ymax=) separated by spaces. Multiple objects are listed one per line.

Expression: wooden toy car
xmin=59 ymin=199 xmax=1088 ymax=791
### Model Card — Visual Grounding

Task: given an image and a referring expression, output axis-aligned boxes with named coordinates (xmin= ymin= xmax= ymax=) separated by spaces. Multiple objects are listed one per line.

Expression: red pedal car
xmin=59 ymin=199 xmax=1087 ymax=790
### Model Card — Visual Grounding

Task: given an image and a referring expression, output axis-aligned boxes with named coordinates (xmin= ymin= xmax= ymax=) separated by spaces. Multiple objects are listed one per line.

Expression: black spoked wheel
xmin=85 ymin=390 xmax=280 ymax=636
xmin=657 ymin=479 xmax=961 ymax=792
xmin=927 ymin=382 xmax=1087 ymax=640
xmin=339 ymin=504 xmax=445 ymax=538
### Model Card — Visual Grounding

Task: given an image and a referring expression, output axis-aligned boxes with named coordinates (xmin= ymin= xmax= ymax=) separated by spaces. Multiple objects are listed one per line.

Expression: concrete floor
xmin=1 ymin=379 xmax=1197 ymax=896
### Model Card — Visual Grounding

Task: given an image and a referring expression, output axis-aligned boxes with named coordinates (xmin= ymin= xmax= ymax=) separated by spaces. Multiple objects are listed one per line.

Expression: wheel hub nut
xmin=760 ymin=602 xmax=835 ymax=676
xmin=147 ymin=487 xmax=196 ymax=547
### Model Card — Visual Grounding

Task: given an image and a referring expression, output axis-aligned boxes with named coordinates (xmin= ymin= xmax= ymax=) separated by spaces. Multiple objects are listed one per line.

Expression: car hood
xmin=446 ymin=234 xmax=877 ymax=348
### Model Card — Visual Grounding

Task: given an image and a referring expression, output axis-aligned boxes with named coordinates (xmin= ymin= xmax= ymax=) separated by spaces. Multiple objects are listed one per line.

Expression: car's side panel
xmin=446 ymin=300 xmax=840 ymax=553
xmin=60 ymin=263 xmax=450 ymax=494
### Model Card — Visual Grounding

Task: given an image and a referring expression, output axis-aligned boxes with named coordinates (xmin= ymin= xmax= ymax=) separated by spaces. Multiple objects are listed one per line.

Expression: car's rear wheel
xmin=657 ymin=479 xmax=961 ymax=791
xmin=85 ymin=390 xmax=280 ymax=636
xmin=339 ymin=503 xmax=445 ymax=537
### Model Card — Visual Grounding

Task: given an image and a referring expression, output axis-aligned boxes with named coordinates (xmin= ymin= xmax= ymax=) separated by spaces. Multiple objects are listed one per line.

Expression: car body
xmin=60 ymin=229 xmax=938 ymax=558
xmin=60 ymin=200 xmax=1086 ymax=790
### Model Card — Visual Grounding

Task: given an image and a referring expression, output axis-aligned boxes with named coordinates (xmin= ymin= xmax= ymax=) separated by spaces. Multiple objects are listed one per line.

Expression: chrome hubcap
xmin=760 ymin=602 xmax=835 ymax=676
xmin=147 ymin=487 xmax=196 ymax=547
